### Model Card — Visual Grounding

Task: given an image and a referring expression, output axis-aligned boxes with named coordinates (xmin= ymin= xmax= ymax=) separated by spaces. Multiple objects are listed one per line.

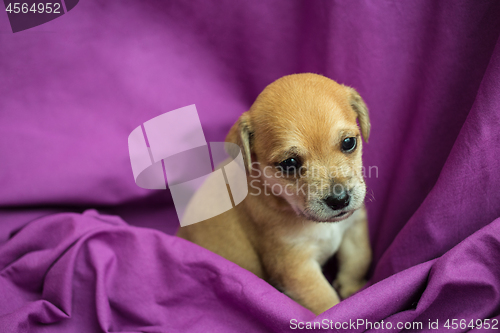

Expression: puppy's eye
xmin=277 ymin=157 xmax=302 ymax=174
xmin=341 ymin=137 xmax=357 ymax=152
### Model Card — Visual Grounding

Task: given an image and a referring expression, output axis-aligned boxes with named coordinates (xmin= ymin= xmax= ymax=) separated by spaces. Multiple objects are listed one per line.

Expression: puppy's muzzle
xmin=323 ymin=190 xmax=350 ymax=211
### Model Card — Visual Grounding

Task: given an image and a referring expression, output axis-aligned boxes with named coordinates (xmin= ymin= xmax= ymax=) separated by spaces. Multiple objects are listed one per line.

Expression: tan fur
xmin=177 ymin=73 xmax=372 ymax=315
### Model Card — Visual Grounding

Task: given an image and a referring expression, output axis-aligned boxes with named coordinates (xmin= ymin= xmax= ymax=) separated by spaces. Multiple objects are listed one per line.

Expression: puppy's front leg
xmin=265 ymin=251 xmax=340 ymax=315
xmin=333 ymin=208 xmax=371 ymax=299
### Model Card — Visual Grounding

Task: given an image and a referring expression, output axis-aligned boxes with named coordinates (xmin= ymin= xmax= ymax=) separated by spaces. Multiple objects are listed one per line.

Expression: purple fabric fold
xmin=1 ymin=0 xmax=500 ymax=332
xmin=2 ymin=212 xmax=500 ymax=332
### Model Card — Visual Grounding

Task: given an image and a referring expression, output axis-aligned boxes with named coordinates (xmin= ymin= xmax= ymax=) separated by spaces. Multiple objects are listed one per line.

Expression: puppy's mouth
xmin=324 ymin=210 xmax=354 ymax=222
xmin=333 ymin=210 xmax=352 ymax=218
xmin=301 ymin=210 xmax=354 ymax=223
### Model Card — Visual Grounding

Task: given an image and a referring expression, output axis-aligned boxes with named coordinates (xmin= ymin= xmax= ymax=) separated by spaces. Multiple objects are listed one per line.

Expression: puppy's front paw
xmin=332 ymin=278 xmax=367 ymax=300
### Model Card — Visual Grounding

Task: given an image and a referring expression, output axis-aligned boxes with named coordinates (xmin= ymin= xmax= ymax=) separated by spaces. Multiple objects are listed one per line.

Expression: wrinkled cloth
xmin=1 ymin=1 xmax=500 ymax=332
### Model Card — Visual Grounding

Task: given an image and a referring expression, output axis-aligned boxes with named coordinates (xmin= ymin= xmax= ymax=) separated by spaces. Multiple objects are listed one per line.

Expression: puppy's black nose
xmin=324 ymin=192 xmax=350 ymax=210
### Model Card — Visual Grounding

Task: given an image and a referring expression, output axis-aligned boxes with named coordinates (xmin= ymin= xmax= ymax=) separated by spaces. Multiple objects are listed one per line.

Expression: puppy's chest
xmin=285 ymin=220 xmax=353 ymax=266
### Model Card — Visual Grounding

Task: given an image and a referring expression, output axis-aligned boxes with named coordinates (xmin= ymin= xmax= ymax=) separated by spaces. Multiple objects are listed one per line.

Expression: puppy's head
xmin=227 ymin=73 xmax=370 ymax=222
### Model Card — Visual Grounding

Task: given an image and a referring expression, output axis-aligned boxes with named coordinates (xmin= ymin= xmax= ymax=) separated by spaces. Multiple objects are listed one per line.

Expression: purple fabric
xmin=1 ymin=1 xmax=500 ymax=332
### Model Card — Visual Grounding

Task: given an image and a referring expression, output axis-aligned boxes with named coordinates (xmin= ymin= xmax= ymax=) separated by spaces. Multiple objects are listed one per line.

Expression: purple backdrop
xmin=1 ymin=1 xmax=500 ymax=332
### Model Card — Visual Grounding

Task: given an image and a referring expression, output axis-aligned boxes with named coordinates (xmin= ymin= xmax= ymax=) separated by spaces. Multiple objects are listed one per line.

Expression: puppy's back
xmin=177 ymin=208 xmax=265 ymax=279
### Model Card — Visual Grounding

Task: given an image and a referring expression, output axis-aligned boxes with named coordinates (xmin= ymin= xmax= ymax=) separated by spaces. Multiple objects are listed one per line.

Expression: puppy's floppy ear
xmin=226 ymin=111 xmax=253 ymax=172
xmin=344 ymin=86 xmax=371 ymax=143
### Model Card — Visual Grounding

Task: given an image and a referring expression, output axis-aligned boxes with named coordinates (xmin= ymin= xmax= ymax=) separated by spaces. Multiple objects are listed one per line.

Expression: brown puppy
xmin=177 ymin=73 xmax=372 ymax=315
